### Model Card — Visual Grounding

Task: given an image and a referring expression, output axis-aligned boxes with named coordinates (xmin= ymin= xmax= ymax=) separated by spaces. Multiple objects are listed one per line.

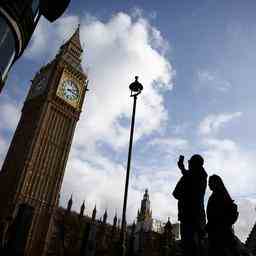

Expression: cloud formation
xmin=199 ymin=112 xmax=242 ymax=135
xmin=24 ymin=16 xmax=79 ymax=60
xmin=0 ymin=95 xmax=21 ymax=167
xmin=0 ymin=97 xmax=20 ymax=132
xmin=23 ymin=12 xmax=176 ymax=225
xmin=197 ymin=69 xmax=232 ymax=92
xmin=76 ymin=12 xmax=174 ymax=150
xmin=150 ymin=137 xmax=189 ymax=149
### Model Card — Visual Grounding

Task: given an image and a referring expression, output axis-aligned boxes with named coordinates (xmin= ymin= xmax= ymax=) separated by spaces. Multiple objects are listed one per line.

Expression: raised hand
xmin=177 ymin=155 xmax=186 ymax=172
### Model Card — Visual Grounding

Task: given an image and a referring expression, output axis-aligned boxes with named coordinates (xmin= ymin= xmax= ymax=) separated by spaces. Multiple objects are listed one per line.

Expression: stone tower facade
xmin=0 ymin=27 xmax=88 ymax=256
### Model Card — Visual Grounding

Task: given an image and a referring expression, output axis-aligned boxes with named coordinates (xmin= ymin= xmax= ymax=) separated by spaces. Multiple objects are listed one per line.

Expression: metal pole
xmin=120 ymin=94 xmax=138 ymax=256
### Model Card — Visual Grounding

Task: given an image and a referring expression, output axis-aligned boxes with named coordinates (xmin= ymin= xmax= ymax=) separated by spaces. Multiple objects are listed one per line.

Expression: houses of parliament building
xmin=0 ymin=26 xmax=256 ymax=256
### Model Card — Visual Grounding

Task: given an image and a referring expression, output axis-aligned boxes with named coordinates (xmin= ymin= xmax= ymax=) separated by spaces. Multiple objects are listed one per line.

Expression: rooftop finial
xmin=67 ymin=194 xmax=73 ymax=212
xmin=103 ymin=209 xmax=108 ymax=224
xmin=92 ymin=204 xmax=97 ymax=221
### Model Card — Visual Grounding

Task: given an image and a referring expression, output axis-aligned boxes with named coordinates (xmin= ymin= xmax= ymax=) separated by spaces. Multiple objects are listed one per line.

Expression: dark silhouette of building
xmin=0 ymin=27 xmax=88 ymax=256
xmin=46 ymin=190 xmax=179 ymax=256
xmin=0 ymin=0 xmax=71 ymax=93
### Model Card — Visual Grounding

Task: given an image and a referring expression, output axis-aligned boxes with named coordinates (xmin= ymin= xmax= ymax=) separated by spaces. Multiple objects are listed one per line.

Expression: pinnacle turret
xmin=113 ymin=213 xmax=117 ymax=227
xmin=92 ymin=205 xmax=97 ymax=221
xmin=165 ymin=217 xmax=172 ymax=232
xmin=79 ymin=200 xmax=85 ymax=218
xmin=137 ymin=189 xmax=152 ymax=222
xmin=103 ymin=209 xmax=108 ymax=224
xmin=67 ymin=194 xmax=73 ymax=212
xmin=136 ymin=189 xmax=153 ymax=232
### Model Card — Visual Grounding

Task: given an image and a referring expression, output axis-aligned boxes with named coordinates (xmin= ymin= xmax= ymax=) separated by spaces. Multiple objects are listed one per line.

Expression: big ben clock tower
xmin=0 ymin=26 xmax=88 ymax=256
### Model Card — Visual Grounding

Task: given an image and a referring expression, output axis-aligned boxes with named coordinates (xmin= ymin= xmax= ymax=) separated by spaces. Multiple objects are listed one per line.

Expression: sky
xmin=1 ymin=0 xmax=256 ymax=241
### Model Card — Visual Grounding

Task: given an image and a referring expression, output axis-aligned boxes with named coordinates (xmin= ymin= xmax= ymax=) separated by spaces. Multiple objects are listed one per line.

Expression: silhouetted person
xmin=206 ymin=174 xmax=239 ymax=256
xmin=173 ymin=154 xmax=207 ymax=256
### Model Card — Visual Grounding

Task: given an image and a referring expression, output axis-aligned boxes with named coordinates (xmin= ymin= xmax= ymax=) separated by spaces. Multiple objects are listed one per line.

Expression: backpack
xmin=229 ymin=201 xmax=239 ymax=225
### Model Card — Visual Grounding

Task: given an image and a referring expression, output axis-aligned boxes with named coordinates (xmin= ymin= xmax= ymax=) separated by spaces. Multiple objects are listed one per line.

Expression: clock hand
xmin=68 ymin=89 xmax=78 ymax=96
xmin=67 ymin=88 xmax=76 ymax=94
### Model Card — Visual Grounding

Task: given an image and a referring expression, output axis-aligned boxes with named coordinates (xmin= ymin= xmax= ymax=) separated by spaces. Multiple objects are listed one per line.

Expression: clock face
xmin=61 ymin=80 xmax=80 ymax=102
xmin=35 ymin=77 xmax=46 ymax=91
xmin=29 ymin=76 xmax=48 ymax=99
xmin=62 ymin=80 xmax=79 ymax=101
xmin=57 ymin=71 xmax=82 ymax=109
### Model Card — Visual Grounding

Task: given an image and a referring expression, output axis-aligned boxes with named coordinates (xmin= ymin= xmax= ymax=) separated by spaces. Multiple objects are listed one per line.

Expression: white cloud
xmin=61 ymin=149 xmax=127 ymax=218
xmin=203 ymin=138 xmax=256 ymax=194
xmin=199 ymin=112 xmax=242 ymax=135
xmin=0 ymin=98 xmax=20 ymax=132
xmin=69 ymin=12 xmax=173 ymax=151
xmin=148 ymin=137 xmax=190 ymax=160
xmin=24 ymin=11 xmax=175 ymax=224
xmin=24 ymin=16 xmax=79 ymax=60
xmin=197 ymin=70 xmax=232 ymax=92
xmin=150 ymin=137 xmax=189 ymax=149
xmin=0 ymin=96 xmax=21 ymax=169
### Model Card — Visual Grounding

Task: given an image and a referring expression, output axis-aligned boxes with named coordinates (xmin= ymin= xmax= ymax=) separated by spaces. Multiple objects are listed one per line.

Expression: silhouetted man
xmin=173 ymin=154 xmax=207 ymax=256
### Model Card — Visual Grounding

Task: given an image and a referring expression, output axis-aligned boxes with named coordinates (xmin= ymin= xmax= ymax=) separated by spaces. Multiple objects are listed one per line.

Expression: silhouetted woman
xmin=206 ymin=174 xmax=239 ymax=256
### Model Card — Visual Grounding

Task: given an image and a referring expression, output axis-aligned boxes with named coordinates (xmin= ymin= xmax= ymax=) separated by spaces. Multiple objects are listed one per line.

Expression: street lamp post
xmin=120 ymin=76 xmax=143 ymax=256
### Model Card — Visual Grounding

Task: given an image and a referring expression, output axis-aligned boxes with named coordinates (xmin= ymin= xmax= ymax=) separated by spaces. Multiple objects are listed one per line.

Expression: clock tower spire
xmin=57 ymin=25 xmax=84 ymax=71
xmin=0 ymin=27 xmax=88 ymax=256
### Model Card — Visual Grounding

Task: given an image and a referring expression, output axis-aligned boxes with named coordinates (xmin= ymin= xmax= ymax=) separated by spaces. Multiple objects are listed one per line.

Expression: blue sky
xmin=1 ymin=0 xmax=256 ymax=241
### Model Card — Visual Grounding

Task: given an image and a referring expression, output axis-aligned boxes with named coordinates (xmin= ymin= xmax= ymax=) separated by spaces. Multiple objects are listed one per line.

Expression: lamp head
xmin=129 ymin=76 xmax=143 ymax=94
